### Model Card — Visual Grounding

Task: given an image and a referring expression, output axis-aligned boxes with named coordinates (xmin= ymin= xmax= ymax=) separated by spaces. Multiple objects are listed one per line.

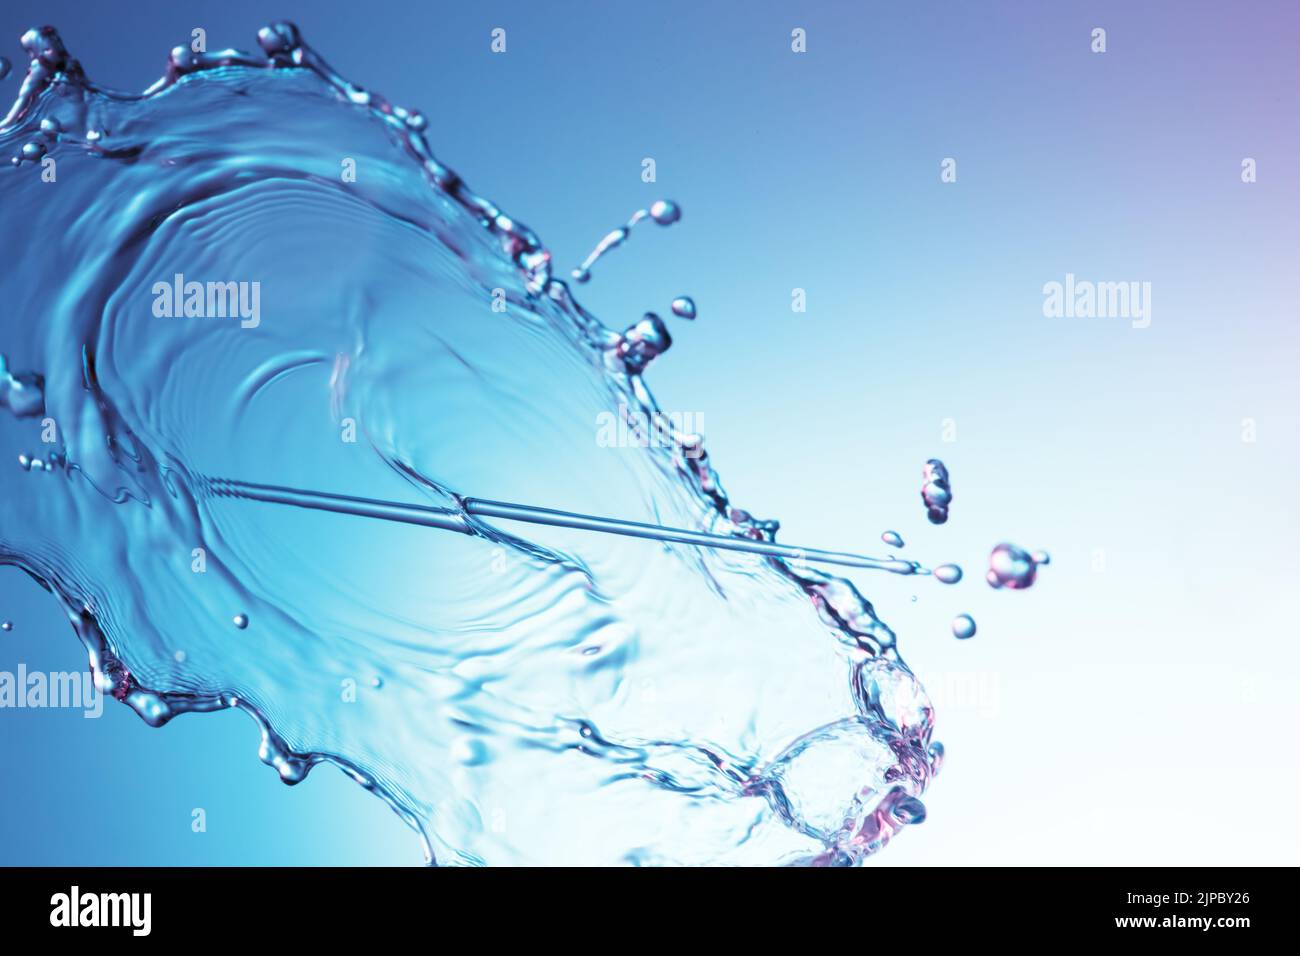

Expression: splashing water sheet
xmin=0 ymin=21 xmax=1051 ymax=867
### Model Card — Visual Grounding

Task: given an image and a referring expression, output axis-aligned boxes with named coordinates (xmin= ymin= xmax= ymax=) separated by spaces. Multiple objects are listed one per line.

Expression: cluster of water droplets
xmin=904 ymin=456 xmax=1051 ymax=637
xmin=987 ymin=543 xmax=1050 ymax=590
xmin=921 ymin=458 xmax=953 ymax=525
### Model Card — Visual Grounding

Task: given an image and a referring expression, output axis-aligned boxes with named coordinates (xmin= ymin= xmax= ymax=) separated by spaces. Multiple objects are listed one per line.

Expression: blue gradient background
xmin=1 ymin=0 xmax=1297 ymax=864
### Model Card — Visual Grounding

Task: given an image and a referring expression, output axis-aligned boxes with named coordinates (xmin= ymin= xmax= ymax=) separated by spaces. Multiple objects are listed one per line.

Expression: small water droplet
xmin=1032 ymin=550 xmax=1051 ymax=566
xmin=1 ymin=621 xmax=13 ymax=632
xmin=933 ymin=563 xmax=962 ymax=584
xmin=233 ymin=613 xmax=249 ymax=629
xmin=881 ymin=530 xmax=904 ymax=548
xmin=951 ymin=614 xmax=976 ymax=639
xmin=669 ymin=296 xmax=696 ymax=320
xmin=648 ymin=199 xmax=680 ymax=224
xmin=0 ymin=58 xmax=10 ymax=82
xmin=174 ymin=650 xmax=187 ymax=662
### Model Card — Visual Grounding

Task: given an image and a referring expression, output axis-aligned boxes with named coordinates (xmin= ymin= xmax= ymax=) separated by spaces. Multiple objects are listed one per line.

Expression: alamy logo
xmin=596 ymin=403 xmax=704 ymax=457
xmin=0 ymin=664 xmax=102 ymax=717
xmin=152 ymin=272 xmax=261 ymax=328
xmin=1042 ymin=273 xmax=1151 ymax=328
xmin=49 ymin=886 xmax=152 ymax=936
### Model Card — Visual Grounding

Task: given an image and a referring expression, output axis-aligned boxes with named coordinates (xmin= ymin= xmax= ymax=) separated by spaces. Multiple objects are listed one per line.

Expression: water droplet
xmin=233 ymin=613 xmax=249 ymax=629
xmin=933 ymin=563 xmax=962 ymax=584
xmin=0 ymin=58 xmax=11 ymax=82
xmin=951 ymin=614 xmax=976 ymax=640
xmin=1032 ymin=550 xmax=1051 ymax=566
xmin=1 ymin=621 xmax=13 ymax=632
xmin=174 ymin=650 xmax=187 ymax=662
xmin=648 ymin=199 xmax=680 ymax=225
xmin=17 ymin=454 xmax=30 ymax=470
xmin=893 ymin=794 xmax=927 ymax=824
xmin=987 ymin=543 xmax=1041 ymax=590
xmin=920 ymin=459 xmax=951 ymax=525
xmin=669 ymin=296 xmax=696 ymax=320
xmin=881 ymin=530 xmax=904 ymax=548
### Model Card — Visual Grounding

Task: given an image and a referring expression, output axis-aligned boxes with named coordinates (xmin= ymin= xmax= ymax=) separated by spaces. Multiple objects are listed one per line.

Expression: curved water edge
xmin=0 ymin=22 xmax=942 ymax=865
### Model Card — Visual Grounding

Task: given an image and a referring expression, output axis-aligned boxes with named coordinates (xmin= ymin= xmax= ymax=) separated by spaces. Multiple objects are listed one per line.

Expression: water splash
xmin=0 ymin=22 xmax=957 ymax=865
xmin=571 ymin=200 xmax=681 ymax=283
xmin=921 ymin=459 xmax=952 ymax=525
